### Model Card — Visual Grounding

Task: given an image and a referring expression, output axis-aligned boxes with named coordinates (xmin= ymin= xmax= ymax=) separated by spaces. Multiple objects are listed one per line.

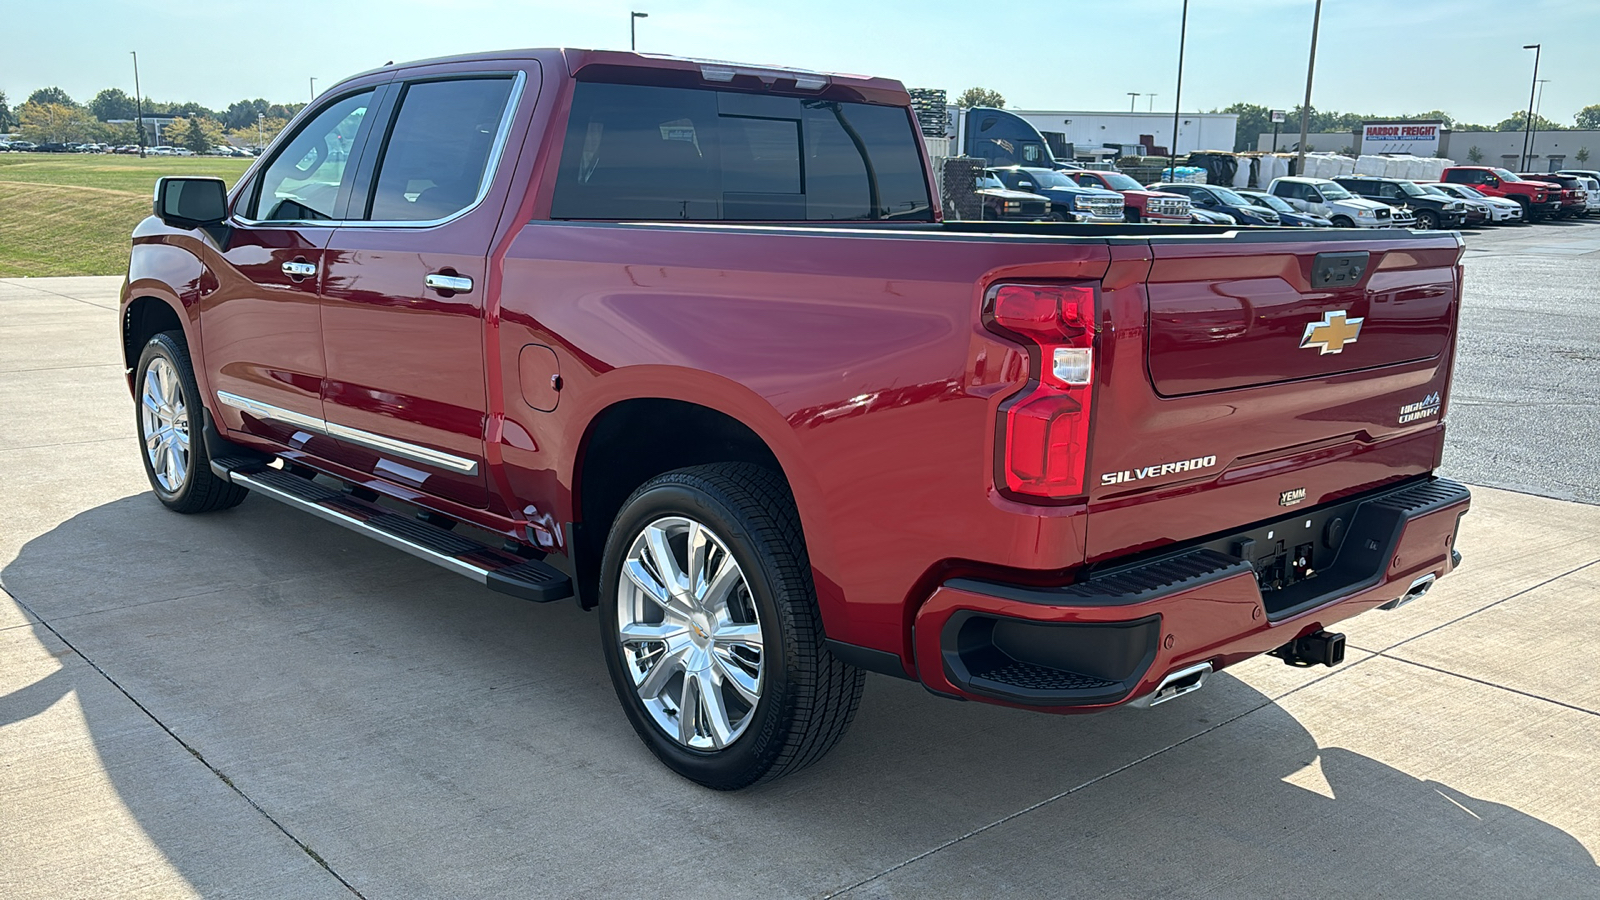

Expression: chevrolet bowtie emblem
xmin=1300 ymin=310 xmax=1364 ymax=355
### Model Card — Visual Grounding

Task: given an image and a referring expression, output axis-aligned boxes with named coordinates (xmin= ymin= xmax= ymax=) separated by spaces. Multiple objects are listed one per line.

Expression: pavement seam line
xmin=0 ymin=436 xmax=135 ymax=453
xmin=8 ymin=593 xmax=370 ymax=900
xmin=824 ymin=658 xmax=1368 ymax=897
xmin=0 ymin=279 xmax=120 ymax=311
xmin=1353 ymin=557 xmax=1600 ymax=658
xmin=1374 ymin=653 xmax=1600 ymax=720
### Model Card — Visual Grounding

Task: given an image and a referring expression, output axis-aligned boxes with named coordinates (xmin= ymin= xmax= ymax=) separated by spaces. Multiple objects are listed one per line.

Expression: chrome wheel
xmin=140 ymin=356 xmax=190 ymax=493
xmin=615 ymin=515 xmax=763 ymax=750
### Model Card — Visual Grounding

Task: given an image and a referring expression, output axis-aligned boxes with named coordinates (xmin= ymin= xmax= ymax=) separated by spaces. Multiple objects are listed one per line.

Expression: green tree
xmin=1493 ymin=110 xmax=1563 ymax=132
xmin=18 ymin=101 xmax=96 ymax=142
xmin=1467 ymin=145 xmax=1484 ymax=163
xmin=1577 ymin=147 xmax=1591 ymax=164
xmin=169 ymin=116 xmax=213 ymax=153
xmin=26 ymin=86 xmax=76 ymax=108
xmin=956 ymin=87 xmax=1005 ymax=109
xmin=1577 ymin=105 xmax=1600 ymax=130
xmin=227 ymin=115 xmax=287 ymax=149
xmin=0 ymin=90 xmax=14 ymax=131
xmin=1215 ymin=102 xmax=1272 ymax=152
xmin=223 ymin=98 xmax=271 ymax=130
xmin=89 ymin=88 xmax=138 ymax=121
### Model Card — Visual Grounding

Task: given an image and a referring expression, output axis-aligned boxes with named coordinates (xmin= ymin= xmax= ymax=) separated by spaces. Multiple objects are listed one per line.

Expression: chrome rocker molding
xmin=216 ymin=390 xmax=479 ymax=475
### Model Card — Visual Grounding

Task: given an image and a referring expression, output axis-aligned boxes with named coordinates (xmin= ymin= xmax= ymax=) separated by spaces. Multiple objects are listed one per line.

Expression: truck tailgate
xmin=1085 ymin=231 xmax=1463 ymax=564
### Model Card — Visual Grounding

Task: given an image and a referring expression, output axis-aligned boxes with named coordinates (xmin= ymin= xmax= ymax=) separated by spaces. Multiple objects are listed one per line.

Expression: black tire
xmin=1330 ymin=215 xmax=1354 ymax=228
xmin=1050 ymin=211 xmax=1071 ymax=223
xmin=1515 ymin=197 xmax=1540 ymax=222
xmin=1413 ymin=209 xmax=1438 ymax=230
xmin=1124 ymin=208 xmax=1141 ymax=224
xmin=598 ymin=463 xmax=865 ymax=790
xmin=134 ymin=331 xmax=249 ymax=514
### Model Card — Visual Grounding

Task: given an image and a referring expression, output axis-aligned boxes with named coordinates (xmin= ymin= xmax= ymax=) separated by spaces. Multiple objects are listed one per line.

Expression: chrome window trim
xmin=216 ymin=390 xmax=480 ymax=476
xmin=230 ymin=71 xmax=526 ymax=231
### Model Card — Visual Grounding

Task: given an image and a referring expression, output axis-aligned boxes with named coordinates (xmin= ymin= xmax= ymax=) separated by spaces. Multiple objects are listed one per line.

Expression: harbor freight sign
xmin=1362 ymin=121 xmax=1443 ymax=156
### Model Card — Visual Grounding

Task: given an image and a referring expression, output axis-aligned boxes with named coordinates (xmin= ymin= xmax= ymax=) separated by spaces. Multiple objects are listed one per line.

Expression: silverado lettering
xmin=1100 ymin=455 xmax=1219 ymax=486
xmin=119 ymin=48 xmax=1470 ymax=790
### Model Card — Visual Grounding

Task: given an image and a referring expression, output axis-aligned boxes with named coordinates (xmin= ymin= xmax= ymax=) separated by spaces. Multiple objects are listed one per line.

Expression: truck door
xmin=205 ymin=87 xmax=381 ymax=450
xmin=316 ymin=69 xmax=532 ymax=510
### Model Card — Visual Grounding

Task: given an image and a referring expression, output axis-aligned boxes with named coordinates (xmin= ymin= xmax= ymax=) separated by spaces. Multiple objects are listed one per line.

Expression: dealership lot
xmin=3 ymin=222 xmax=1599 ymax=898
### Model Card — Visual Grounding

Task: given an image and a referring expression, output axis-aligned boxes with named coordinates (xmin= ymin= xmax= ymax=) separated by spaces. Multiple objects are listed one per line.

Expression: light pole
xmin=1147 ymin=93 xmax=1157 ymax=112
xmin=309 ymin=77 xmax=318 ymax=102
xmin=631 ymin=11 xmax=648 ymax=51
xmin=130 ymin=50 xmax=145 ymax=158
xmin=257 ymin=112 xmax=265 ymax=150
xmin=1520 ymin=44 xmax=1540 ymax=171
xmin=1296 ymin=0 xmax=1324 ymax=177
xmin=1169 ymin=0 xmax=1188 ymax=179
xmin=1531 ymin=77 xmax=1551 ymax=169
xmin=1127 ymin=92 xmax=1141 ymax=112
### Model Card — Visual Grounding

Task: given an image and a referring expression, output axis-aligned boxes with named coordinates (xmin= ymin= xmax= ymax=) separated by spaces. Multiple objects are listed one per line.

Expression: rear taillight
xmin=984 ymin=283 xmax=1098 ymax=500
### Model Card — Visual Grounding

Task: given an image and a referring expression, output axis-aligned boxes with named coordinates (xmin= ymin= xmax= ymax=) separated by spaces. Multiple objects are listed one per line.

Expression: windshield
xmin=1248 ymin=193 xmax=1293 ymax=213
xmin=1023 ymin=169 xmax=1072 ymax=188
xmin=1398 ymin=182 xmax=1427 ymax=196
xmin=1492 ymin=168 xmax=1522 ymax=182
xmin=1319 ymin=183 xmax=1354 ymax=200
xmin=1102 ymin=172 xmax=1143 ymax=191
xmin=1211 ymin=187 xmax=1252 ymax=206
xmin=1452 ymin=185 xmax=1486 ymax=199
xmin=1420 ymin=185 xmax=1449 ymax=196
xmin=976 ymin=174 xmax=1005 ymax=190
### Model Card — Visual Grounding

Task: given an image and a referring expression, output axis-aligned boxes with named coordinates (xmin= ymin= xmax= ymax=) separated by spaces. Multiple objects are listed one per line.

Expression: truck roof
xmin=341 ymin=48 xmax=911 ymax=105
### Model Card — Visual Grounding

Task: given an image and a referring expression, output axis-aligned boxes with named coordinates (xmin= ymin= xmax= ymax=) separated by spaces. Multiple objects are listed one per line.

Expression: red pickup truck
xmin=122 ymin=49 xmax=1470 ymax=790
xmin=1440 ymin=165 xmax=1561 ymax=221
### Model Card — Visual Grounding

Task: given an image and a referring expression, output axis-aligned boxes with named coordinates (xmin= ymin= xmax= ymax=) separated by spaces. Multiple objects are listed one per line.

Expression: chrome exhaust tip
xmin=1380 ymin=573 xmax=1436 ymax=611
xmin=1130 ymin=661 xmax=1212 ymax=709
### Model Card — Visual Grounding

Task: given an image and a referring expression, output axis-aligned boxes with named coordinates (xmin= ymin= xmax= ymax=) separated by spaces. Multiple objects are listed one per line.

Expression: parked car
xmin=1268 ymin=176 xmax=1406 ymax=228
xmin=1189 ymin=207 xmax=1237 ymax=225
xmin=987 ymin=166 xmax=1124 ymax=223
xmin=124 ymin=47 xmax=1471 ymax=790
xmin=1067 ymin=170 xmax=1191 ymax=223
xmin=1332 ymin=176 xmax=1468 ymax=231
xmin=972 ymin=172 xmax=1052 ymax=220
xmin=1236 ymin=190 xmax=1332 ymax=227
xmin=1423 ymin=182 xmax=1522 ymax=225
xmin=36 ymin=142 xmax=70 ymax=153
xmin=7 ymin=140 xmax=37 ymax=152
xmin=1566 ymin=175 xmax=1600 ymax=216
xmin=1150 ymin=183 xmax=1280 ymax=225
xmin=1440 ymin=166 xmax=1559 ymax=222
xmin=1516 ymin=173 xmax=1589 ymax=218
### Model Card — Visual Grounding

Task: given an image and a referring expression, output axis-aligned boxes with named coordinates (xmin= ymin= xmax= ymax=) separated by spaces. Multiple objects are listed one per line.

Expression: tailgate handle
xmin=1311 ymin=251 xmax=1369 ymax=289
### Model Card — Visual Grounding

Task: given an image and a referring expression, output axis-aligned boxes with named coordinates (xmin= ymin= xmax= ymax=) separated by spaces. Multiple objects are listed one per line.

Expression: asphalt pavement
xmin=2 ymin=223 xmax=1599 ymax=899
xmin=1444 ymin=218 xmax=1600 ymax=503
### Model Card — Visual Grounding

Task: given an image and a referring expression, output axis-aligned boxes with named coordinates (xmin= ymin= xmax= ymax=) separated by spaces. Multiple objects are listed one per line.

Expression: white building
xmin=1007 ymin=110 xmax=1238 ymax=157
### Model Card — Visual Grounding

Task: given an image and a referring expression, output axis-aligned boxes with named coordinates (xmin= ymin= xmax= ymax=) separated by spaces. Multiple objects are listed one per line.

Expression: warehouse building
xmin=1255 ymin=126 xmax=1600 ymax=173
xmin=1007 ymin=110 xmax=1238 ymax=159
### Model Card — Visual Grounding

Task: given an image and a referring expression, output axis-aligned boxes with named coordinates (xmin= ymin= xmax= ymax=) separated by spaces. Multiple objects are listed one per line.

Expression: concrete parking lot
xmin=3 ymin=222 xmax=1599 ymax=898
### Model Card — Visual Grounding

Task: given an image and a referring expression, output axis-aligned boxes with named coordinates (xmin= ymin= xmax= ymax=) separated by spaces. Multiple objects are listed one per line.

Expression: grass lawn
xmin=0 ymin=154 xmax=253 ymax=277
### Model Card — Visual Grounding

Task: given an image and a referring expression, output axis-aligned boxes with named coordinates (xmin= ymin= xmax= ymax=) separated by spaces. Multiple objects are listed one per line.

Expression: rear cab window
xmin=550 ymin=82 xmax=932 ymax=221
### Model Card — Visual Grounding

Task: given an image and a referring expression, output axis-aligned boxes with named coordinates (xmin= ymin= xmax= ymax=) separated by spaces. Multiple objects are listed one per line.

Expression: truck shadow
xmin=3 ymin=494 xmax=1596 ymax=898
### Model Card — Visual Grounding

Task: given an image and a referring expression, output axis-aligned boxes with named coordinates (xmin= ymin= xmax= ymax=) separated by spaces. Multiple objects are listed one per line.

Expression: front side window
xmin=366 ymin=77 xmax=515 ymax=222
xmin=252 ymin=91 xmax=373 ymax=221
xmin=550 ymin=82 xmax=932 ymax=221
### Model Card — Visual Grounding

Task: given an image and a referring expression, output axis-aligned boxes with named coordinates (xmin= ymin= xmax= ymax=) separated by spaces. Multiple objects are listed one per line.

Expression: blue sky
xmin=8 ymin=0 xmax=1597 ymax=126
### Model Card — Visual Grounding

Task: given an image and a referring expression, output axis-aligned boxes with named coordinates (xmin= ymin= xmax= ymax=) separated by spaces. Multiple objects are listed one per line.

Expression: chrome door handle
xmin=424 ymin=273 xmax=473 ymax=294
xmin=281 ymin=261 xmax=317 ymax=278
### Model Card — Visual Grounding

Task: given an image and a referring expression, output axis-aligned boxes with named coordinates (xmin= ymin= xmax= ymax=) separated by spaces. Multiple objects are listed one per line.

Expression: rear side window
xmin=366 ymin=77 xmax=515 ymax=222
xmin=550 ymin=82 xmax=932 ymax=221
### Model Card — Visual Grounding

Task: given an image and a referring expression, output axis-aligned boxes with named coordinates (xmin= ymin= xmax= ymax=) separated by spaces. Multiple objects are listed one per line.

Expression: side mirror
xmin=154 ymin=176 xmax=228 ymax=230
